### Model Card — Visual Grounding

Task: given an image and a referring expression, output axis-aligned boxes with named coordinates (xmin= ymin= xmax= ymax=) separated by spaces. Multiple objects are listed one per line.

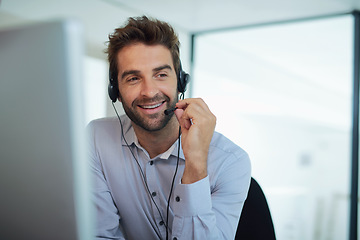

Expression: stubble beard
xmin=120 ymin=92 xmax=178 ymax=132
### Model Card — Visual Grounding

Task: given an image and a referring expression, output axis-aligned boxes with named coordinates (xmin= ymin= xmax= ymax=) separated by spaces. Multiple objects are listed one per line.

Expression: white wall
xmin=192 ymin=14 xmax=353 ymax=240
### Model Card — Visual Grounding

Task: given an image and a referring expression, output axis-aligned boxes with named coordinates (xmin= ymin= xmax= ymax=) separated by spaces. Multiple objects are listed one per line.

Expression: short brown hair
xmin=106 ymin=16 xmax=180 ymax=80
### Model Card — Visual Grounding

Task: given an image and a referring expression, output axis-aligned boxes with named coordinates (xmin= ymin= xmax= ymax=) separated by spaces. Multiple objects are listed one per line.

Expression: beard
xmin=119 ymin=92 xmax=178 ymax=132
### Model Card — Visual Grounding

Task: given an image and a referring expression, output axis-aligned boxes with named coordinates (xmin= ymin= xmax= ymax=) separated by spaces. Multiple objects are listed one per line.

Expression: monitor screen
xmin=0 ymin=19 xmax=93 ymax=240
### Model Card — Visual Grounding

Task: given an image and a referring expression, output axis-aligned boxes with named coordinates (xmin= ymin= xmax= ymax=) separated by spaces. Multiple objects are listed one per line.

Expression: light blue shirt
xmin=87 ymin=115 xmax=251 ymax=240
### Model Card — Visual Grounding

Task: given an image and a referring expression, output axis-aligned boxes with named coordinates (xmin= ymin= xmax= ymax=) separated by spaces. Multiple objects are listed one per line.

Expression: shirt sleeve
xmin=87 ymin=122 xmax=126 ymax=240
xmin=171 ymin=152 xmax=251 ymax=240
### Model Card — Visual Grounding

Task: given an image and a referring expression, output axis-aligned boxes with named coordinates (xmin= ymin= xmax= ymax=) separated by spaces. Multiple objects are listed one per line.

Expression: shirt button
xmin=173 ymin=238 xmax=178 ymax=240
xmin=159 ymin=221 xmax=164 ymax=225
xmin=149 ymin=161 xmax=154 ymax=165
xmin=152 ymin=191 xmax=157 ymax=197
xmin=175 ymin=196 xmax=180 ymax=202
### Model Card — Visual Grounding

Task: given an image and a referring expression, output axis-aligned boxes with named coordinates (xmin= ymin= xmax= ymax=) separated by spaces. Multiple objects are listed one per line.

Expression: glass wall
xmin=192 ymin=15 xmax=353 ymax=240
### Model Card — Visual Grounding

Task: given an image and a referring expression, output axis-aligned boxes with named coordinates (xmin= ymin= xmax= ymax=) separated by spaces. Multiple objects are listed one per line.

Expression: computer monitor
xmin=0 ymin=20 xmax=93 ymax=240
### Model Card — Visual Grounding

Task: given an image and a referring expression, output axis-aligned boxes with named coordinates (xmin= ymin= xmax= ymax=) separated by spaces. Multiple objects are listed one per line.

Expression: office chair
xmin=235 ymin=177 xmax=276 ymax=240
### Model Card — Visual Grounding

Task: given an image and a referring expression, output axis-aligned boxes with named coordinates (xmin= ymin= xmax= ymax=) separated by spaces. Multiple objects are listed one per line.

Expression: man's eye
xmin=156 ymin=73 xmax=167 ymax=78
xmin=127 ymin=77 xmax=139 ymax=82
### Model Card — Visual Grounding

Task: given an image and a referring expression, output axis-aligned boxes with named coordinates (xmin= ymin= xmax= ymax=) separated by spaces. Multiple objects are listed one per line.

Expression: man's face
xmin=116 ymin=43 xmax=178 ymax=132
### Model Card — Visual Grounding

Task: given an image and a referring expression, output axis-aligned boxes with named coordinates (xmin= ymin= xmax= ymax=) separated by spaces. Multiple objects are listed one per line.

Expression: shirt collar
xmin=120 ymin=114 xmax=185 ymax=161
xmin=159 ymin=137 xmax=185 ymax=160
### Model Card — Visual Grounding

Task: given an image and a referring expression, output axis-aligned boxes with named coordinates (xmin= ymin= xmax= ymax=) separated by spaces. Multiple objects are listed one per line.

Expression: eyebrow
xmin=120 ymin=64 xmax=173 ymax=80
xmin=153 ymin=64 xmax=172 ymax=72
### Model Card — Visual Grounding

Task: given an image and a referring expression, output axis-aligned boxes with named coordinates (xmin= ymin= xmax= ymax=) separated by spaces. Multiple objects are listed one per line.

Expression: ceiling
xmin=0 ymin=0 xmax=359 ymax=59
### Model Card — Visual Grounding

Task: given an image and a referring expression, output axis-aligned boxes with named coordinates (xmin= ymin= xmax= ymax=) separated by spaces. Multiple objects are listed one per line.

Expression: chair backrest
xmin=235 ymin=177 xmax=276 ymax=240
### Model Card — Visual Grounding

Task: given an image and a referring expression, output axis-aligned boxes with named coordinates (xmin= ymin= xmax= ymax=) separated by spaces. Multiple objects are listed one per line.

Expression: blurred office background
xmin=1 ymin=0 xmax=359 ymax=239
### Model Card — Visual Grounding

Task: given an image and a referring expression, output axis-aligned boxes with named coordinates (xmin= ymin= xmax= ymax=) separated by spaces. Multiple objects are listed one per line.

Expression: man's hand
xmin=174 ymin=98 xmax=216 ymax=184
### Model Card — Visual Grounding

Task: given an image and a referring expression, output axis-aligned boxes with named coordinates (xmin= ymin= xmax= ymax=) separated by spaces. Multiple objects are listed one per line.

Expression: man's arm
xmin=172 ymin=98 xmax=251 ymax=239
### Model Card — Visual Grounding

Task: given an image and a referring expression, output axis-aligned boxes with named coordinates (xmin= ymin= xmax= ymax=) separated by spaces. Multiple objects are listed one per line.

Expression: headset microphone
xmin=164 ymin=107 xmax=177 ymax=115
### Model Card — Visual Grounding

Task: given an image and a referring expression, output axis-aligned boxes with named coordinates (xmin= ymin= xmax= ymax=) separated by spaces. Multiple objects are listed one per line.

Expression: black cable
xmin=166 ymin=127 xmax=181 ymax=240
xmin=166 ymin=92 xmax=184 ymax=240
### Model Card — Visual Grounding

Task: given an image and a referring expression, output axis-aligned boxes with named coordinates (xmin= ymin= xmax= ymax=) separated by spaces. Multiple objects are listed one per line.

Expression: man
xmin=88 ymin=16 xmax=251 ymax=240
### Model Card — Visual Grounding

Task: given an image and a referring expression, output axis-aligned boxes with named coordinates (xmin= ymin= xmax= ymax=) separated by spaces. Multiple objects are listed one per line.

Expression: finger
xmin=174 ymin=108 xmax=191 ymax=130
xmin=176 ymin=98 xmax=212 ymax=116
xmin=177 ymin=99 xmax=211 ymax=127
xmin=175 ymin=99 xmax=188 ymax=110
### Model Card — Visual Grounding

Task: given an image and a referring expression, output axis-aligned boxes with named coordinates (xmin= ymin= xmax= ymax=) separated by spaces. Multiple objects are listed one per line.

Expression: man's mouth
xmin=138 ymin=101 xmax=165 ymax=109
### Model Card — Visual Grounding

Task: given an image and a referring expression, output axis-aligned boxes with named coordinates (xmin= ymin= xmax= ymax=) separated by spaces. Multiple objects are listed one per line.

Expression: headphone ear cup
xmin=178 ymin=61 xmax=190 ymax=93
xmin=108 ymin=70 xmax=119 ymax=102
xmin=177 ymin=70 xmax=190 ymax=93
xmin=108 ymin=82 xmax=118 ymax=103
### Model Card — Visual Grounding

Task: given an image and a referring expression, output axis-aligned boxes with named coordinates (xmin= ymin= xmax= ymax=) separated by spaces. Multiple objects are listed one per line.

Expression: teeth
xmin=141 ymin=103 xmax=162 ymax=109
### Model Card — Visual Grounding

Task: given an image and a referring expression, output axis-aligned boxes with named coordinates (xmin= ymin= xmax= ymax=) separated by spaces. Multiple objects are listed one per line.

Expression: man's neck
xmin=131 ymin=117 xmax=180 ymax=159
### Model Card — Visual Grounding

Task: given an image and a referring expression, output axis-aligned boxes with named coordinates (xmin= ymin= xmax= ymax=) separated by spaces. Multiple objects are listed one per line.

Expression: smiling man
xmin=87 ymin=16 xmax=251 ymax=240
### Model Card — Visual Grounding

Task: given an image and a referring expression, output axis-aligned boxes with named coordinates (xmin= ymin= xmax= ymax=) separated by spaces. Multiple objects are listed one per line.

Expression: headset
xmin=108 ymin=61 xmax=190 ymax=102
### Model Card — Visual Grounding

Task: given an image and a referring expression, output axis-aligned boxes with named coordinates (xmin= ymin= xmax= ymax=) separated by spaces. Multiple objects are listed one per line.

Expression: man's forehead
xmin=116 ymin=43 xmax=174 ymax=73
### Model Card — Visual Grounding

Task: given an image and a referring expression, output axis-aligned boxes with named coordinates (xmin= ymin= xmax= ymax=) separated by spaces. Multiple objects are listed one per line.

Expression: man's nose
xmin=140 ymin=77 xmax=159 ymax=98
